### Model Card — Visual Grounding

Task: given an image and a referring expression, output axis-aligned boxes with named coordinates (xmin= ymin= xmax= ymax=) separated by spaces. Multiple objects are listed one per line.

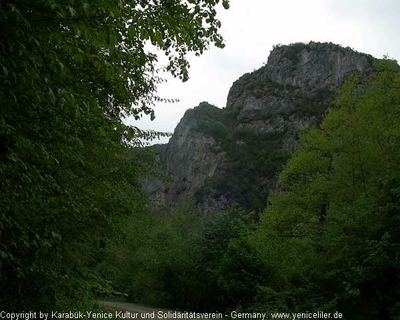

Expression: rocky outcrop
xmin=146 ymin=102 xmax=228 ymax=209
xmin=146 ymin=42 xmax=375 ymax=211
xmin=226 ymin=42 xmax=373 ymax=149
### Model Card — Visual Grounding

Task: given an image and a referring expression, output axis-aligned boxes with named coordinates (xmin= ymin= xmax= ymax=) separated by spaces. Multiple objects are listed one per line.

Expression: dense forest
xmin=1 ymin=1 xmax=400 ymax=319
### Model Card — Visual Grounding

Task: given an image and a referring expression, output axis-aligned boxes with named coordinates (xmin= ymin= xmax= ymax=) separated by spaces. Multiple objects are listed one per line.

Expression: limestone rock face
xmin=145 ymin=42 xmax=375 ymax=211
xmin=264 ymin=42 xmax=372 ymax=89
xmin=226 ymin=42 xmax=373 ymax=150
xmin=164 ymin=103 xmax=225 ymax=205
xmin=146 ymin=103 xmax=227 ymax=208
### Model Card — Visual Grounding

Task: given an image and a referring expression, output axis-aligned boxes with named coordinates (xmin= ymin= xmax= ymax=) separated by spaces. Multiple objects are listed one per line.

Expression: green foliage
xmin=187 ymin=102 xmax=233 ymax=142
xmin=254 ymin=58 xmax=400 ymax=318
xmin=285 ymin=89 xmax=334 ymax=120
xmin=104 ymin=204 xmax=264 ymax=313
xmin=192 ymin=207 xmax=263 ymax=311
xmin=282 ymin=42 xmax=307 ymax=63
xmin=197 ymin=129 xmax=290 ymax=211
xmin=100 ymin=205 xmax=201 ymax=308
xmin=197 ymin=119 xmax=228 ymax=142
xmin=0 ymin=0 xmax=229 ymax=310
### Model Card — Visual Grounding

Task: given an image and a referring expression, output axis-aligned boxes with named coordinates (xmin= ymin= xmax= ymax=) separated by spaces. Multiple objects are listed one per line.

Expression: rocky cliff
xmin=146 ymin=42 xmax=375 ymax=212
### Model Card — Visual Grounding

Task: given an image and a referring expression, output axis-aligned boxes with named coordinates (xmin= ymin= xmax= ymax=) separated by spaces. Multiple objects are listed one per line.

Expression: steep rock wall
xmin=146 ymin=42 xmax=375 ymax=211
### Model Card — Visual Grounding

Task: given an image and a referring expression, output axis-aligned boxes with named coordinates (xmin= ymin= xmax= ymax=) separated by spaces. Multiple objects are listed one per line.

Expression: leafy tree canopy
xmin=0 ymin=0 xmax=229 ymax=310
xmin=254 ymin=58 xmax=400 ymax=318
xmin=1 ymin=0 xmax=228 ymax=121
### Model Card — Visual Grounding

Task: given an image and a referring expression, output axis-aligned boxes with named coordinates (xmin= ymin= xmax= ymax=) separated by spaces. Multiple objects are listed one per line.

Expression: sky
xmin=127 ymin=0 xmax=400 ymax=144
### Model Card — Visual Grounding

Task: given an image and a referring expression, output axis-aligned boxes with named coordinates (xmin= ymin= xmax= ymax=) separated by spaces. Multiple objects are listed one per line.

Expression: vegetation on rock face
xmin=288 ymin=88 xmax=335 ymax=120
xmin=197 ymin=129 xmax=290 ymax=211
xmin=190 ymin=103 xmax=232 ymax=142
xmin=0 ymin=0 xmax=229 ymax=310
xmin=183 ymin=102 xmax=290 ymax=212
xmin=281 ymin=42 xmax=307 ymax=63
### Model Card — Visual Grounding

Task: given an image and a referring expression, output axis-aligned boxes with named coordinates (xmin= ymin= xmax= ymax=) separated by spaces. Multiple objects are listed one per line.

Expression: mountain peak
xmin=227 ymin=42 xmax=373 ymax=109
xmin=147 ymin=42 xmax=376 ymax=211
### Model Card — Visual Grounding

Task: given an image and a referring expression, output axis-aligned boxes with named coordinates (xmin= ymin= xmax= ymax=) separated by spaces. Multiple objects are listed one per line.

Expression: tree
xmin=255 ymin=58 xmax=400 ymax=318
xmin=101 ymin=204 xmax=204 ymax=309
xmin=0 ymin=0 xmax=229 ymax=310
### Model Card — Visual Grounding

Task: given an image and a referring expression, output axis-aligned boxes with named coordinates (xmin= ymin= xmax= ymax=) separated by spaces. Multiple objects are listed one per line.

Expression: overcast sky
xmin=127 ymin=0 xmax=400 ymax=144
